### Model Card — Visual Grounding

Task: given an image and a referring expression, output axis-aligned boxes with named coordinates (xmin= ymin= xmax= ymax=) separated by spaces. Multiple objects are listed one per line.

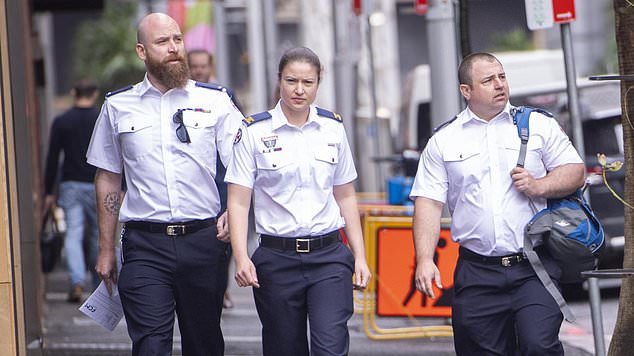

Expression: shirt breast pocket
xmin=504 ymin=139 xmax=545 ymax=176
xmin=314 ymin=146 xmax=339 ymax=165
xmin=182 ymin=111 xmax=217 ymax=155
xmin=443 ymin=148 xmax=481 ymax=183
xmin=255 ymin=151 xmax=296 ymax=189
xmin=117 ymin=116 xmax=154 ymax=160
xmin=313 ymin=146 xmax=338 ymax=188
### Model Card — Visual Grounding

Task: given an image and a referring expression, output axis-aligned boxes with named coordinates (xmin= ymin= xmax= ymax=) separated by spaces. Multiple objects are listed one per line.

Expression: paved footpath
xmin=42 ymin=261 xmax=615 ymax=356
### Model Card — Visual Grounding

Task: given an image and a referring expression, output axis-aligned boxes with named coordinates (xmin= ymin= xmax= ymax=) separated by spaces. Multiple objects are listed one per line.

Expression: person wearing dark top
xmin=44 ymin=79 xmax=100 ymax=302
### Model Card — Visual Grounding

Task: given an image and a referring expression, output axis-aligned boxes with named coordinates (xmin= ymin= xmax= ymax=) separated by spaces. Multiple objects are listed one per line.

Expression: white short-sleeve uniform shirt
xmin=225 ymin=103 xmax=357 ymax=237
xmin=410 ymin=103 xmax=583 ymax=256
xmin=86 ymin=77 xmax=243 ymax=222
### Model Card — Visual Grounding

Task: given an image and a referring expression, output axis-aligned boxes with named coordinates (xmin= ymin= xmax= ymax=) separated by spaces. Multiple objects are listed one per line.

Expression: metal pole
xmin=365 ymin=14 xmax=383 ymax=188
xmin=333 ymin=0 xmax=357 ymax=155
xmin=426 ymin=0 xmax=461 ymax=130
xmin=213 ymin=0 xmax=230 ymax=86
xmin=262 ymin=0 xmax=278 ymax=105
xmin=246 ymin=0 xmax=268 ymax=113
xmin=587 ymin=277 xmax=606 ymax=356
xmin=560 ymin=23 xmax=585 ymax=159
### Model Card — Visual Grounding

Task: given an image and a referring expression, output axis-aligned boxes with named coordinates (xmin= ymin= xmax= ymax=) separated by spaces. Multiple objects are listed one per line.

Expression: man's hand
xmin=95 ymin=248 xmax=118 ymax=296
xmin=415 ymin=259 xmax=443 ymax=299
xmin=510 ymin=166 xmax=543 ymax=198
xmin=44 ymin=194 xmax=56 ymax=212
xmin=234 ymin=254 xmax=260 ymax=288
xmin=216 ymin=211 xmax=230 ymax=242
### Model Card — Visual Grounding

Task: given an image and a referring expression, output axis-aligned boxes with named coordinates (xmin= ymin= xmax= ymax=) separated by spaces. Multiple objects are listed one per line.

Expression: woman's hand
xmin=234 ymin=253 xmax=260 ymax=288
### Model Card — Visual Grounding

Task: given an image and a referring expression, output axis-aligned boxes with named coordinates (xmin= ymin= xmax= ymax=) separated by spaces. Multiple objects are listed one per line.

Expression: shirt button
xmin=272 ymin=164 xmax=277 ymax=168
xmin=131 ymin=126 xmax=135 ymax=130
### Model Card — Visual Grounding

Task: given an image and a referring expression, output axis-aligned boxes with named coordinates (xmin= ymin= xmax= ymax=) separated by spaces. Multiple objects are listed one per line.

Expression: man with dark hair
xmin=411 ymin=52 xmax=585 ymax=355
xmin=188 ymin=49 xmax=216 ymax=83
xmin=44 ymin=79 xmax=100 ymax=302
xmin=88 ymin=13 xmax=242 ymax=355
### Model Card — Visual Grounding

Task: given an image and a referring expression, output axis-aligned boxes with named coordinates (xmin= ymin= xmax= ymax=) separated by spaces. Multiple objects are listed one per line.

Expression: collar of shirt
xmin=271 ymin=102 xmax=321 ymax=131
xmin=137 ymin=74 xmax=193 ymax=97
xmin=460 ymin=102 xmax=514 ymax=128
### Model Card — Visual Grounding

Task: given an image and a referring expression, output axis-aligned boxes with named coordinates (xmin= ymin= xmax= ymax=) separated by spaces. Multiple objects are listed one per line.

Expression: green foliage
xmin=488 ymin=27 xmax=535 ymax=52
xmin=72 ymin=0 xmax=145 ymax=94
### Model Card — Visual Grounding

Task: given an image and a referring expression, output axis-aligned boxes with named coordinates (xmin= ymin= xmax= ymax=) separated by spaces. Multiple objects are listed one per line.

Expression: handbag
xmin=40 ymin=207 xmax=65 ymax=273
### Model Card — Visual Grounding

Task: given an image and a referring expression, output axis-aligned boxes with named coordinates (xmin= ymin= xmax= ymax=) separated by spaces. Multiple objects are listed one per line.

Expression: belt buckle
xmin=296 ymin=238 xmax=310 ymax=253
xmin=166 ymin=225 xmax=186 ymax=236
xmin=501 ymin=256 xmax=512 ymax=267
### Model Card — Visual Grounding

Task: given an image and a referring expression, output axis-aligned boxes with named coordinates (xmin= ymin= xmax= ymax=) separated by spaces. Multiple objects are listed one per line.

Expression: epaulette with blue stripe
xmin=433 ymin=115 xmax=458 ymax=133
xmin=195 ymin=81 xmax=226 ymax=92
xmin=316 ymin=107 xmax=343 ymax=123
xmin=243 ymin=111 xmax=272 ymax=126
xmin=105 ymin=85 xmax=133 ymax=98
xmin=196 ymin=82 xmax=241 ymax=109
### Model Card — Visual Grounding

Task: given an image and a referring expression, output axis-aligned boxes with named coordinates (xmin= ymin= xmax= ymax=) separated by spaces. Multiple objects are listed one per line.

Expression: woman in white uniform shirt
xmin=226 ymin=47 xmax=370 ymax=356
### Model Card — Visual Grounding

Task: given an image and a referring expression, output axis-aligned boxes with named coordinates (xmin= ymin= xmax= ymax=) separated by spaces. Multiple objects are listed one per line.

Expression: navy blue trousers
xmin=252 ymin=239 xmax=354 ymax=356
xmin=452 ymin=248 xmax=564 ymax=356
xmin=119 ymin=225 xmax=228 ymax=356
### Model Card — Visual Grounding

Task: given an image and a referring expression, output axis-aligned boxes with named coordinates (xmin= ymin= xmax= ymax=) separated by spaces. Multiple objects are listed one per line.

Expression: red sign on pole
xmin=352 ymin=0 xmax=362 ymax=16
xmin=414 ymin=0 xmax=428 ymax=15
xmin=552 ymin=0 xmax=575 ymax=23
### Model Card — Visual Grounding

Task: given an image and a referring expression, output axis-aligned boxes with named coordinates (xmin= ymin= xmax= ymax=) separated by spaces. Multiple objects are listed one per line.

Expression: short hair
xmin=187 ymin=49 xmax=214 ymax=66
xmin=458 ymin=52 xmax=501 ymax=86
xmin=72 ymin=79 xmax=98 ymax=99
xmin=277 ymin=47 xmax=322 ymax=83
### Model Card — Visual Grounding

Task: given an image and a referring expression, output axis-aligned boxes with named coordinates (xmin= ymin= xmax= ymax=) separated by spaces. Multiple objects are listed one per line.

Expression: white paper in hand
xmin=78 ymin=247 xmax=124 ymax=331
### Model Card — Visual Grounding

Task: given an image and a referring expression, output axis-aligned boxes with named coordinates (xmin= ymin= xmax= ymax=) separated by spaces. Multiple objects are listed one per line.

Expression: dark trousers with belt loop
xmin=252 ymin=232 xmax=354 ymax=356
xmin=119 ymin=221 xmax=228 ymax=356
xmin=452 ymin=247 xmax=564 ymax=356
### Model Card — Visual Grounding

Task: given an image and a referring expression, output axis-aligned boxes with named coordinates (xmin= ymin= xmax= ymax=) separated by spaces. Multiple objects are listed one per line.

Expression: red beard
xmin=146 ymin=54 xmax=190 ymax=89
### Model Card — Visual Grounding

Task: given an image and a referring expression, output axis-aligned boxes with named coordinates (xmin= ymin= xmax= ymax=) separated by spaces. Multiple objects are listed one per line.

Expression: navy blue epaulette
xmin=105 ymin=85 xmax=133 ymax=98
xmin=316 ymin=107 xmax=343 ymax=123
xmin=195 ymin=81 xmax=226 ymax=92
xmin=243 ymin=111 xmax=272 ymax=126
xmin=196 ymin=82 xmax=240 ymax=108
xmin=433 ymin=115 xmax=458 ymax=133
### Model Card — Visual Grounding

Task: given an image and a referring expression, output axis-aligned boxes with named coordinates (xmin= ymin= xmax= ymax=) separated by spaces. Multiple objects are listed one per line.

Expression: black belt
xmin=125 ymin=217 xmax=217 ymax=236
xmin=459 ymin=247 xmax=528 ymax=267
xmin=259 ymin=231 xmax=341 ymax=253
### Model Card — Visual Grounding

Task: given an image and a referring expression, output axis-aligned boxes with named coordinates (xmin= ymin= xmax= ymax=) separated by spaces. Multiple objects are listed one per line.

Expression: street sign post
xmin=525 ymin=0 xmax=576 ymax=30
xmin=553 ymin=0 xmax=576 ymax=23
xmin=414 ymin=0 xmax=428 ymax=15
xmin=525 ymin=0 xmax=554 ymax=30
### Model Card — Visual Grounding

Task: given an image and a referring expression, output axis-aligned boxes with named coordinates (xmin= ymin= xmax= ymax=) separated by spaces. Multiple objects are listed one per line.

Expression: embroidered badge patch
xmin=233 ymin=128 xmax=242 ymax=144
xmin=261 ymin=135 xmax=278 ymax=148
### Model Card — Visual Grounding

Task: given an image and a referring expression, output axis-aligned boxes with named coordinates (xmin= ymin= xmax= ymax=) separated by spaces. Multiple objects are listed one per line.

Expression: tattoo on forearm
xmin=103 ymin=192 xmax=122 ymax=216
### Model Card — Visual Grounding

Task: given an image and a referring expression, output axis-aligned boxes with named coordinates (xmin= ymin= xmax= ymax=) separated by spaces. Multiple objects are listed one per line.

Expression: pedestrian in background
xmin=187 ymin=48 xmax=235 ymax=309
xmin=43 ymin=79 xmax=100 ymax=302
xmin=87 ymin=13 xmax=242 ymax=356
xmin=226 ymin=46 xmax=371 ymax=356
xmin=410 ymin=52 xmax=585 ymax=355
xmin=188 ymin=48 xmax=217 ymax=83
